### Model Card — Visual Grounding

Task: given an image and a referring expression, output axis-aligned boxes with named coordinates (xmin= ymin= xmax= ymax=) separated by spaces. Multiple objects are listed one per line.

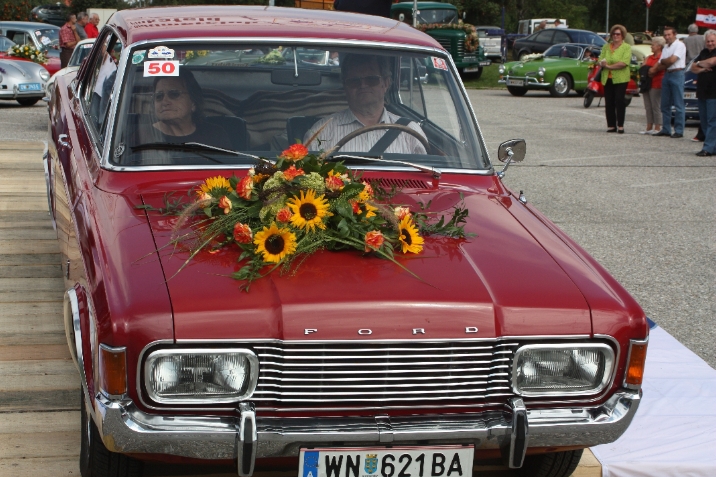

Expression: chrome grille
xmin=456 ymin=39 xmax=465 ymax=57
xmin=436 ymin=38 xmax=452 ymax=52
xmin=251 ymin=341 xmax=519 ymax=408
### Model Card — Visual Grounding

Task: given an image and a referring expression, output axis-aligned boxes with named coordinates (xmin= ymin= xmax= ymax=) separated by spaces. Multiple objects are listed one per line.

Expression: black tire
xmin=17 ymin=98 xmax=39 ymax=106
xmin=624 ymin=95 xmax=632 ymax=107
xmin=583 ymin=91 xmax=594 ymax=108
xmin=549 ymin=73 xmax=572 ymax=97
xmin=80 ymin=390 xmax=143 ymax=477
xmin=517 ymin=449 xmax=583 ymax=477
xmin=507 ymin=86 xmax=528 ymax=96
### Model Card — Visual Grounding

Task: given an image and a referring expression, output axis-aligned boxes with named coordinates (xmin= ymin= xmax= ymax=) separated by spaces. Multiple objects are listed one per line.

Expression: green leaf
xmin=203 ymin=207 xmax=213 ymax=217
xmin=335 ymin=200 xmax=353 ymax=218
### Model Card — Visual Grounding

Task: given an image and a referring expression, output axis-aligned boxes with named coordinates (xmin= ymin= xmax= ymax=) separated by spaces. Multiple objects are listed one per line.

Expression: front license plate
xmin=507 ymin=79 xmax=524 ymax=86
xmin=684 ymin=92 xmax=696 ymax=100
xmin=478 ymin=61 xmax=492 ymax=66
xmin=299 ymin=445 xmax=474 ymax=477
xmin=19 ymin=83 xmax=42 ymax=91
xmin=463 ymin=66 xmax=481 ymax=73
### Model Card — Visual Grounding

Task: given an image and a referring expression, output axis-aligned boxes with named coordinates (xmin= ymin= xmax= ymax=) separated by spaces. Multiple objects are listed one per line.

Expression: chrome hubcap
xmin=555 ymin=77 xmax=568 ymax=94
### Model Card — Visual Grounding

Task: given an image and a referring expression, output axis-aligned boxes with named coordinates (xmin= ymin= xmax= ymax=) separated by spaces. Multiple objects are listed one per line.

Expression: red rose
xmin=364 ymin=230 xmax=384 ymax=252
xmin=281 ymin=143 xmax=309 ymax=162
xmin=218 ymin=196 xmax=232 ymax=214
xmin=276 ymin=207 xmax=293 ymax=223
xmin=283 ymin=165 xmax=305 ymax=181
xmin=233 ymin=223 xmax=253 ymax=244
xmin=238 ymin=175 xmax=253 ymax=200
xmin=325 ymin=174 xmax=344 ymax=192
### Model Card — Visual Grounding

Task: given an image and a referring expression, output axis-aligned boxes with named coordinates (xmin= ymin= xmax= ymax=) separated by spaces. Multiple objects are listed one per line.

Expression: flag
xmin=696 ymin=7 xmax=716 ymax=28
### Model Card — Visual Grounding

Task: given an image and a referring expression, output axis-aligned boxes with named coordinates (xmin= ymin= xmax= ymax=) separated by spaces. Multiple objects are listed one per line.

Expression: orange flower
xmin=218 ymin=196 xmax=232 ymax=214
xmin=325 ymin=174 xmax=344 ymax=192
xmin=280 ymin=143 xmax=309 ymax=162
xmin=283 ymin=165 xmax=305 ymax=181
xmin=350 ymin=200 xmax=361 ymax=214
xmin=238 ymin=175 xmax=253 ymax=200
xmin=197 ymin=192 xmax=212 ymax=203
xmin=364 ymin=230 xmax=384 ymax=252
xmin=394 ymin=206 xmax=411 ymax=220
xmin=362 ymin=181 xmax=374 ymax=197
xmin=276 ymin=207 xmax=293 ymax=223
xmin=233 ymin=223 xmax=253 ymax=244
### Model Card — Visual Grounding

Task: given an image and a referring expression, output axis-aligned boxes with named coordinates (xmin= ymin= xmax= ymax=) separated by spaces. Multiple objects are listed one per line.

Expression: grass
xmin=462 ymin=63 xmax=507 ymax=90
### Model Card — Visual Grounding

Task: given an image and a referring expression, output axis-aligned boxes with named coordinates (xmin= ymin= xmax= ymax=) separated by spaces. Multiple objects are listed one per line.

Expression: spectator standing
xmin=683 ymin=24 xmax=705 ymax=64
xmin=554 ymin=19 xmax=567 ymax=29
xmin=690 ymin=30 xmax=716 ymax=157
xmin=641 ymin=36 xmax=666 ymax=134
xmin=75 ymin=12 xmax=89 ymax=41
xmin=333 ymin=0 xmax=392 ymax=18
xmin=535 ymin=20 xmax=547 ymax=32
xmin=59 ymin=13 xmax=80 ymax=68
xmin=653 ymin=27 xmax=687 ymax=138
xmin=598 ymin=25 xmax=632 ymax=133
xmin=85 ymin=13 xmax=100 ymax=39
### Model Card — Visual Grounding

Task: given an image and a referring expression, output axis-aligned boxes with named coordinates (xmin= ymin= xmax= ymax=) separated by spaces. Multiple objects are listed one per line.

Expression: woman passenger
xmin=599 ymin=25 xmax=632 ymax=133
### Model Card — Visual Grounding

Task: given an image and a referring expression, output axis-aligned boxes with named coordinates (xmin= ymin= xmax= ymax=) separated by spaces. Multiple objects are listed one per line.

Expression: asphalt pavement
xmin=2 ymin=92 xmax=714 ymax=368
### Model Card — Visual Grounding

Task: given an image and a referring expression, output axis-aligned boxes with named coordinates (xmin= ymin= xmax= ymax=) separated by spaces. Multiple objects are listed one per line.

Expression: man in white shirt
xmin=554 ymin=19 xmax=567 ymax=29
xmin=304 ymin=54 xmax=427 ymax=155
xmin=653 ymin=27 xmax=687 ymax=138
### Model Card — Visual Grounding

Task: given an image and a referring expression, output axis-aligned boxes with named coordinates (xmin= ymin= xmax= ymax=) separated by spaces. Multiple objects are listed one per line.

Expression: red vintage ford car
xmin=45 ymin=6 xmax=648 ymax=477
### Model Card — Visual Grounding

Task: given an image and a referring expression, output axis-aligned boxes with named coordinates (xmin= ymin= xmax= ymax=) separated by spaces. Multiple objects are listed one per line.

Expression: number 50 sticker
xmin=144 ymin=61 xmax=180 ymax=77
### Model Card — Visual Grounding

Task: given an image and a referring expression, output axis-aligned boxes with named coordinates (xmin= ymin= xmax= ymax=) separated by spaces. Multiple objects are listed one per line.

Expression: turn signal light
xmin=99 ymin=345 xmax=127 ymax=396
xmin=625 ymin=341 xmax=648 ymax=386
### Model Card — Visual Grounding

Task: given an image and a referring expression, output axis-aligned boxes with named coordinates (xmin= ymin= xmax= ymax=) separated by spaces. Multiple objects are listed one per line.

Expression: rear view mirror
xmin=496 ymin=139 xmax=526 ymax=179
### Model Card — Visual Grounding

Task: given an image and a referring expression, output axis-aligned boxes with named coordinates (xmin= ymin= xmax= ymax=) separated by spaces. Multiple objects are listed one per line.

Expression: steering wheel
xmin=333 ymin=123 xmax=430 ymax=154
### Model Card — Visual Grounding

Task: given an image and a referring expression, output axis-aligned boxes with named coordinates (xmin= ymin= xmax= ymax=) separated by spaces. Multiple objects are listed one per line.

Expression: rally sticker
xmin=40 ymin=36 xmax=51 ymax=45
xmin=431 ymin=57 xmax=448 ymax=71
xmin=144 ymin=61 xmax=180 ymax=77
xmin=35 ymin=30 xmax=42 ymax=36
xmin=132 ymin=50 xmax=146 ymax=64
xmin=148 ymin=46 xmax=174 ymax=59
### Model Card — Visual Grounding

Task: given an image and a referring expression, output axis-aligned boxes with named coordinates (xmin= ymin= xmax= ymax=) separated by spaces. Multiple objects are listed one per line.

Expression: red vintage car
xmin=46 ymin=6 xmax=648 ymax=477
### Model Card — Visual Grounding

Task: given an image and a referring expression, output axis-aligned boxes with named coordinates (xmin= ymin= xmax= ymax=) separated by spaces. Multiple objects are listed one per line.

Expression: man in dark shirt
xmin=75 ymin=12 xmax=89 ymax=41
xmin=333 ymin=0 xmax=392 ymax=18
xmin=690 ymin=31 xmax=716 ymax=156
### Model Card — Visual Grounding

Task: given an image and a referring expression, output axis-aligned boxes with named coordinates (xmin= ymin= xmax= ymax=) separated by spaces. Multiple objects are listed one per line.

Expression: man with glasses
xmin=653 ymin=27 xmax=687 ymax=138
xmin=304 ymin=54 xmax=427 ymax=154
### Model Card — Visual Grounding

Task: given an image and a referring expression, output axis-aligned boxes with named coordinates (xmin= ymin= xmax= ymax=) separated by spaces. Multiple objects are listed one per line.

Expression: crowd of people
xmin=599 ymin=24 xmax=715 ymax=157
xmin=58 ymin=12 xmax=100 ymax=68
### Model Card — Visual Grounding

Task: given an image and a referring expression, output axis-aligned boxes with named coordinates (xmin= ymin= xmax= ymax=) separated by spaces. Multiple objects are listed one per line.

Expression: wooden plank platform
xmin=0 ymin=140 xmax=601 ymax=476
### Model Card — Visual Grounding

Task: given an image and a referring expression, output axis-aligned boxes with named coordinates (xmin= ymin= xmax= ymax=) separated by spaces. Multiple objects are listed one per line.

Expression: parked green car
xmin=390 ymin=1 xmax=491 ymax=78
xmin=498 ymin=43 xmax=598 ymax=97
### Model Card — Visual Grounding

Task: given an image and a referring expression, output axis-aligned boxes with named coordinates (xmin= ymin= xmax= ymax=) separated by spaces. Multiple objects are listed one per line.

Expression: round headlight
xmin=40 ymin=70 xmax=50 ymax=82
xmin=538 ymin=67 xmax=545 ymax=77
xmin=498 ymin=65 xmax=505 ymax=74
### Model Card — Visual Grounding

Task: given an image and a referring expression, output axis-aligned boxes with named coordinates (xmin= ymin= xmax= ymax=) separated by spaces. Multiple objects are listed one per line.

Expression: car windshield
xmin=416 ymin=9 xmax=458 ymax=25
xmin=110 ymin=42 xmax=487 ymax=170
xmin=69 ymin=42 xmax=94 ymax=67
xmin=33 ymin=27 xmax=59 ymax=48
xmin=543 ymin=44 xmax=583 ymax=59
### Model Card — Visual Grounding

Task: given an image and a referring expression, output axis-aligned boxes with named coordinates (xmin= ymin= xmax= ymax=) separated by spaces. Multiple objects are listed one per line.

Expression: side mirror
xmin=496 ymin=139 xmax=526 ymax=178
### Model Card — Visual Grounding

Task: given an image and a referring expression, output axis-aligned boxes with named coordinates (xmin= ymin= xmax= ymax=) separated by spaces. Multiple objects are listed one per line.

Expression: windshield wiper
xmin=130 ymin=142 xmax=260 ymax=162
xmin=329 ymin=154 xmax=441 ymax=179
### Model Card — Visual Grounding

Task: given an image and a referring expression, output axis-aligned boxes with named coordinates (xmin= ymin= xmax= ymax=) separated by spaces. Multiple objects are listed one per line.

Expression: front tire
xmin=549 ymin=74 xmax=571 ymax=97
xmin=583 ymin=91 xmax=594 ymax=108
xmin=507 ymin=86 xmax=528 ymax=96
xmin=517 ymin=449 xmax=583 ymax=477
xmin=80 ymin=390 xmax=143 ymax=477
xmin=17 ymin=98 xmax=39 ymax=106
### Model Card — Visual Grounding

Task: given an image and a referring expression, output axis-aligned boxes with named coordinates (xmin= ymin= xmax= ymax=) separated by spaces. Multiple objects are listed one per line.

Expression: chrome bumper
xmin=95 ymin=389 xmax=640 ymax=472
xmin=498 ymin=75 xmax=550 ymax=87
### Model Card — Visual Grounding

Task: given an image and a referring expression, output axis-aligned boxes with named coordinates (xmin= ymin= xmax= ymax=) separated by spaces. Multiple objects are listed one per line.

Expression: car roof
xmin=0 ymin=21 xmax=60 ymax=30
xmin=109 ymin=6 xmax=442 ymax=49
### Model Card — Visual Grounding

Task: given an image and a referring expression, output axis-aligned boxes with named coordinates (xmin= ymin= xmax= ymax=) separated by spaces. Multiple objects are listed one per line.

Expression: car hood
xmin=0 ymin=58 xmax=43 ymax=76
xmin=505 ymin=57 xmax=577 ymax=72
xmin=138 ymin=173 xmax=593 ymax=342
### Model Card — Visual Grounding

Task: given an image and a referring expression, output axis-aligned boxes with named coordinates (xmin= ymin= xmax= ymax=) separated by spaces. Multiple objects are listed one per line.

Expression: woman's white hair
xmin=651 ymin=36 xmax=666 ymax=48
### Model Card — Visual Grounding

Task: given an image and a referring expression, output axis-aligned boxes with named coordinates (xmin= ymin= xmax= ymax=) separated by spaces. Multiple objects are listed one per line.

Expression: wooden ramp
xmin=0 ymin=141 xmax=601 ymax=476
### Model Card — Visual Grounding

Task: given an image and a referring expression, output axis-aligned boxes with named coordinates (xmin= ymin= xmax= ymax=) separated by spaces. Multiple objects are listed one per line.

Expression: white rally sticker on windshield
xmin=40 ymin=36 xmax=51 ymax=45
xmin=148 ymin=46 xmax=174 ymax=59
xmin=431 ymin=57 xmax=448 ymax=71
xmin=143 ymin=61 xmax=180 ymax=77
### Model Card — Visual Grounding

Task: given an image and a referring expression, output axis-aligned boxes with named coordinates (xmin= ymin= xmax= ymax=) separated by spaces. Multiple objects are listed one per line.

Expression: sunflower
xmin=398 ymin=215 xmax=424 ymax=254
xmin=253 ymin=223 xmax=297 ymax=263
xmin=197 ymin=176 xmax=232 ymax=198
xmin=286 ymin=190 xmax=331 ymax=232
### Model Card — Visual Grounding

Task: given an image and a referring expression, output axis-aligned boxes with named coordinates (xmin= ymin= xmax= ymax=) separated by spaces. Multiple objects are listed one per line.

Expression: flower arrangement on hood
xmin=520 ymin=53 xmax=544 ymax=63
xmin=8 ymin=44 xmax=47 ymax=64
xmin=143 ymin=143 xmax=470 ymax=290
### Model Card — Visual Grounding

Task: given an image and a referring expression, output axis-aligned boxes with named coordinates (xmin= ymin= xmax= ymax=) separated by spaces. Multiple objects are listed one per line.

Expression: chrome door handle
xmin=58 ymin=134 xmax=69 ymax=149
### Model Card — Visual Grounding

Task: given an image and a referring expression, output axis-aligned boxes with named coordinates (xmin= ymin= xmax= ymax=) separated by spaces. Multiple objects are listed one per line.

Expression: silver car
xmin=0 ymin=59 xmax=50 ymax=106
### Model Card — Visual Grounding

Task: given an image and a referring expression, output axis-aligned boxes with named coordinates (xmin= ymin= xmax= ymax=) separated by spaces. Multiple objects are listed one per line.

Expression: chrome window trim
xmin=623 ymin=335 xmax=649 ymax=390
xmin=100 ymin=36 xmax=492 ymax=173
xmin=99 ymin=343 xmax=129 ymax=400
xmin=143 ymin=347 xmax=259 ymax=405
xmin=511 ymin=343 xmax=615 ymax=397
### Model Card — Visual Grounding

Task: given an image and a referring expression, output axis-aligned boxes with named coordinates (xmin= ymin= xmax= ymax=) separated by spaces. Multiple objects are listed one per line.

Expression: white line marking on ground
xmin=631 ymin=176 xmax=716 ymax=187
xmin=536 ymin=152 xmax=654 ymax=163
